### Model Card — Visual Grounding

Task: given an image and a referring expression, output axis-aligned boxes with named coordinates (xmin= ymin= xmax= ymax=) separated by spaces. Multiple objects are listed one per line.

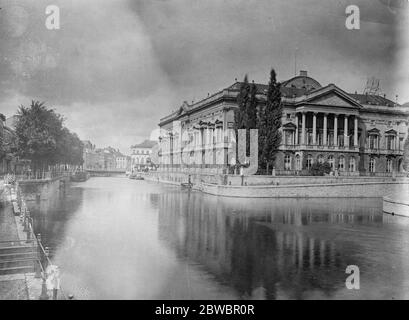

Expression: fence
xmin=14 ymin=185 xmax=70 ymax=300
xmin=2 ymin=170 xmax=73 ymax=184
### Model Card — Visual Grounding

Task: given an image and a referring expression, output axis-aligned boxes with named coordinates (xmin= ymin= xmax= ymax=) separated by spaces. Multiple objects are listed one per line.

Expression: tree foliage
xmin=15 ymin=101 xmax=83 ymax=170
xmin=234 ymin=75 xmax=251 ymax=163
xmin=309 ymin=162 xmax=331 ymax=176
xmin=259 ymin=68 xmax=282 ymax=173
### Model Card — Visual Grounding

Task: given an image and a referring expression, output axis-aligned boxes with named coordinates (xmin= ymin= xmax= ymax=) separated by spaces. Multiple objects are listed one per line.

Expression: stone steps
xmin=0 ymin=265 xmax=35 ymax=275
xmin=0 ymin=245 xmax=38 ymax=275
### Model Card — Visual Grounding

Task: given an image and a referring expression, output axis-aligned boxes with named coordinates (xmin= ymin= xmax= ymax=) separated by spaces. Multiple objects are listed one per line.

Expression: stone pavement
xmin=0 ymin=185 xmax=43 ymax=300
xmin=0 ymin=198 xmax=20 ymax=246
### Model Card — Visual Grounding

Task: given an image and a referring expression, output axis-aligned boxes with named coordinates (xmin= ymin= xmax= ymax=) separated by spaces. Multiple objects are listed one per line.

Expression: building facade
xmin=1 ymin=114 xmax=29 ymax=174
xmin=158 ymin=71 xmax=409 ymax=175
xmin=130 ymin=140 xmax=157 ymax=171
xmin=83 ymin=142 xmax=130 ymax=172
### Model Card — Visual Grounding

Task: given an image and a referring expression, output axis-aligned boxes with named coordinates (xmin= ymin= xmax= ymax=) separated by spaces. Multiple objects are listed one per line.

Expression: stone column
xmin=344 ymin=115 xmax=349 ymax=147
xmin=312 ymin=113 xmax=317 ymax=145
xmin=354 ymin=116 xmax=358 ymax=147
xmin=323 ymin=113 xmax=328 ymax=146
xmin=295 ymin=114 xmax=299 ymax=145
xmin=334 ymin=114 xmax=338 ymax=146
xmin=301 ymin=112 xmax=306 ymax=145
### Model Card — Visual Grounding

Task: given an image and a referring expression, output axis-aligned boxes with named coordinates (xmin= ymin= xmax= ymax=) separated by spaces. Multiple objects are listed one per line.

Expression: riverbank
xmin=0 ymin=185 xmax=43 ymax=300
xmin=143 ymin=171 xmax=409 ymax=198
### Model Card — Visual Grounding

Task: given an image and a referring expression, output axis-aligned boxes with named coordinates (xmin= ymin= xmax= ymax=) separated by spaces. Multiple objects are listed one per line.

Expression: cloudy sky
xmin=0 ymin=0 xmax=408 ymax=153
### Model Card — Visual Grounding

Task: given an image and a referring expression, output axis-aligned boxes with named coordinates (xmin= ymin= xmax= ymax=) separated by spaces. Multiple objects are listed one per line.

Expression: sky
xmin=0 ymin=0 xmax=408 ymax=154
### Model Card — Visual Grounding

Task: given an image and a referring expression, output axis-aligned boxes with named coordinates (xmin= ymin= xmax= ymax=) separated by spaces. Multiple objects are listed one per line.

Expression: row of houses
xmin=83 ymin=140 xmax=159 ymax=172
xmin=82 ymin=141 xmax=131 ymax=172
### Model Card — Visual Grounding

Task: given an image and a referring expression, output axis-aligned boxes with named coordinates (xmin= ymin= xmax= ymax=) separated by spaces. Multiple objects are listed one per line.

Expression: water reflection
xmin=157 ymin=192 xmax=409 ymax=299
xmin=27 ymin=178 xmax=409 ymax=299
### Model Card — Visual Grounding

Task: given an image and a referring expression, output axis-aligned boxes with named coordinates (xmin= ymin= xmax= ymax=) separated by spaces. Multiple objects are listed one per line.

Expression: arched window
xmin=284 ymin=154 xmax=291 ymax=171
xmin=338 ymin=156 xmax=345 ymax=171
xmin=317 ymin=155 xmax=324 ymax=164
xmin=328 ymin=155 xmax=334 ymax=170
xmin=386 ymin=158 xmax=393 ymax=173
xmin=349 ymin=157 xmax=356 ymax=172
xmin=141 ymin=157 xmax=145 ymax=165
xmin=369 ymin=157 xmax=376 ymax=173
xmin=295 ymin=155 xmax=301 ymax=171
xmin=136 ymin=158 xmax=140 ymax=164
xmin=398 ymin=158 xmax=403 ymax=172
xmin=306 ymin=154 xmax=313 ymax=170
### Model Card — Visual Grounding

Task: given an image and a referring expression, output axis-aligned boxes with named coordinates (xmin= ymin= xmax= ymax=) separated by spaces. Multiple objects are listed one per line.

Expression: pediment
xmin=299 ymin=85 xmax=363 ymax=109
xmin=308 ymin=92 xmax=360 ymax=108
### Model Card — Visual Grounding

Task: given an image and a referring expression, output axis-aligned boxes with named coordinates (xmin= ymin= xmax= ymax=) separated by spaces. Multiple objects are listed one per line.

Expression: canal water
xmin=28 ymin=177 xmax=409 ymax=299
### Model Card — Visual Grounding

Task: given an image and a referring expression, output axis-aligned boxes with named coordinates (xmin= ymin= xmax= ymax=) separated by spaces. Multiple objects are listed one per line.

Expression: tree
xmin=259 ymin=69 xmax=282 ymax=174
xmin=234 ymin=75 xmax=251 ymax=165
xmin=15 ymin=100 xmax=83 ymax=172
xmin=310 ymin=162 xmax=331 ymax=176
xmin=246 ymin=82 xmax=258 ymax=156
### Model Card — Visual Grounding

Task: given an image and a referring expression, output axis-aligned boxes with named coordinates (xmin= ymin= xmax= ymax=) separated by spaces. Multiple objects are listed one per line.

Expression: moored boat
xmin=383 ymin=196 xmax=409 ymax=217
xmin=70 ymin=171 xmax=90 ymax=182
xmin=129 ymin=173 xmax=144 ymax=180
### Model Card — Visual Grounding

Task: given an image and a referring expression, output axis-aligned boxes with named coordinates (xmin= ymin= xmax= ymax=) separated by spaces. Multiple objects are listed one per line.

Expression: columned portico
xmin=295 ymin=114 xmax=299 ymax=145
xmin=288 ymin=112 xmax=360 ymax=149
xmin=354 ymin=116 xmax=358 ymax=147
xmin=301 ymin=112 xmax=306 ymax=145
xmin=344 ymin=115 xmax=349 ymax=147
xmin=323 ymin=113 xmax=328 ymax=146
xmin=312 ymin=113 xmax=317 ymax=145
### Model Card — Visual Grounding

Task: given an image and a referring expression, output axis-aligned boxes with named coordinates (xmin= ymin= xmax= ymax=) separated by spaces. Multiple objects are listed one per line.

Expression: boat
xmin=70 ymin=171 xmax=90 ymax=182
xmin=181 ymin=182 xmax=193 ymax=188
xmin=383 ymin=196 xmax=409 ymax=217
xmin=129 ymin=173 xmax=144 ymax=180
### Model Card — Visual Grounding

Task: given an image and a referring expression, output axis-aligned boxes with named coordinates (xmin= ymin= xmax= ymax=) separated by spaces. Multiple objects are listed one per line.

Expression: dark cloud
xmin=0 ymin=0 xmax=408 ymax=152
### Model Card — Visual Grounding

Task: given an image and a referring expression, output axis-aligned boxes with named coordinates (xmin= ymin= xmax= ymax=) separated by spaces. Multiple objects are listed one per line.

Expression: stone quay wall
xmin=17 ymin=176 xmax=70 ymax=201
xmin=201 ymin=181 xmax=409 ymax=198
xmin=144 ymin=170 xmax=409 ymax=198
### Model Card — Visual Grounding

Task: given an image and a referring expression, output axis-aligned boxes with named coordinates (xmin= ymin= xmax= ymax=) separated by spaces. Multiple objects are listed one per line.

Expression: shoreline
xmin=143 ymin=172 xmax=409 ymax=198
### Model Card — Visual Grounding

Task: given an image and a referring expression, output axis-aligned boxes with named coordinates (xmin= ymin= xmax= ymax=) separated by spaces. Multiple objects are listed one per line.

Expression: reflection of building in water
xmin=157 ymin=193 xmax=378 ymax=299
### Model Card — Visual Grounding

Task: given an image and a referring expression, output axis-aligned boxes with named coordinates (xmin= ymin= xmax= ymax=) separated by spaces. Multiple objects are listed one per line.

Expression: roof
xmin=349 ymin=93 xmax=398 ymax=107
xmin=159 ymin=72 xmax=406 ymax=125
xmin=131 ymin=139 xmax=157 ymax=149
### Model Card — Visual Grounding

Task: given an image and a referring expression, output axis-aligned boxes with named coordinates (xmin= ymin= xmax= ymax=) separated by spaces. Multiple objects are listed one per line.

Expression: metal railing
xmin=12 ymin=185 xmax=70 ymax=300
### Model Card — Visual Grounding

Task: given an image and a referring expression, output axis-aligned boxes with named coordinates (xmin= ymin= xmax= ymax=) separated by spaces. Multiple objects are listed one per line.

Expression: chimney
xmin=299 ymin=70 xmax=308 ymax=77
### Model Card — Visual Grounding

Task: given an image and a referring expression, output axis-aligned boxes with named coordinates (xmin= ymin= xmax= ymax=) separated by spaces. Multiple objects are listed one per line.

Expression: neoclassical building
xmin=158 ymin=71 xmax=409 ymax=175
xmin=130 ymin=140 xmax=157 ymax=170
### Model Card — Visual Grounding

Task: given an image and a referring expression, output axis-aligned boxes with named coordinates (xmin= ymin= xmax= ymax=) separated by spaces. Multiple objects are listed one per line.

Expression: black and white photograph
xmin=1 ymin=0 xmax=409 ymax=308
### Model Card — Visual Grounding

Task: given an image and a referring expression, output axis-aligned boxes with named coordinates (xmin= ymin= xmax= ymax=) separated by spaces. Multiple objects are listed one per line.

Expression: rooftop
xmin=159 ymin=70 xmax=405 ymax=125
xmin=131 ymin=139 xmax=157 ymax=149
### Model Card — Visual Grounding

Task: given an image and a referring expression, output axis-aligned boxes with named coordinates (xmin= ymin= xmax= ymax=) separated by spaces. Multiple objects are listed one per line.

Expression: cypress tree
xmin=261 ymin=69 xmax=282 ymax=174
xmin=234 ymin=75 xmax=250 ymax=165
xmin=246 ymin=82 xmax=258 ymax=156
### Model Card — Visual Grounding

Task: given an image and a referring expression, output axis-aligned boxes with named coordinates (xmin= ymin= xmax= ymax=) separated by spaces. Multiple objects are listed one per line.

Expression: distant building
xmin=158 ymin=71 xmax=409 ymax=175
xmin=5 ymin=115 xmax=20 ymax=130
xmin=131 ymin=140 xmax=157 ymax=170
xmin=1 ymin=114 xmax=28 ymax=174
xmin=82 ymin=142 xmax=130 ymax=171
